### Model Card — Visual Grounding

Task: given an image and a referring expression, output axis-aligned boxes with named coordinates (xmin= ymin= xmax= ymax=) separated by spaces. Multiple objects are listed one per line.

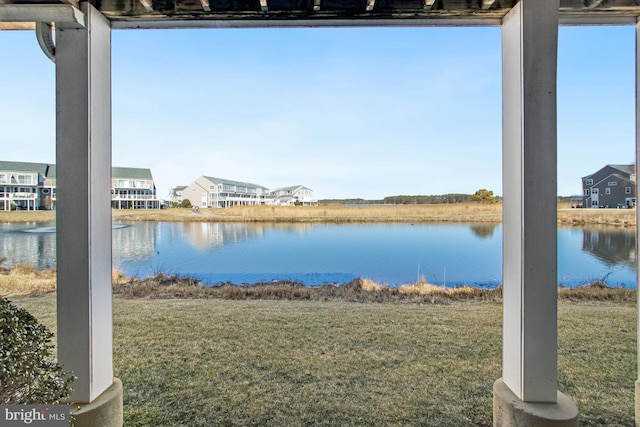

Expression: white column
xmin=502 ymin=0 xmax=559 ymax=403
xmin=55 ymin=3 xmax=113 ymax=403
xmin=635 ymin=17 xmax=640 ymax=425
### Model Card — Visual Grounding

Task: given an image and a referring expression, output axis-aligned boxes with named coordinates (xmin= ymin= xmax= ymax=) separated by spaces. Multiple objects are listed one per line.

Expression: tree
xmin=470 ymin=189 xmax=498 ymax=204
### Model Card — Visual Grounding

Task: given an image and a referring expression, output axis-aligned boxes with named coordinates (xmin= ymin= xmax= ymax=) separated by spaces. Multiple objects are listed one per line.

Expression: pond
xmin=0 ymin=222 xmax=635 ymax=288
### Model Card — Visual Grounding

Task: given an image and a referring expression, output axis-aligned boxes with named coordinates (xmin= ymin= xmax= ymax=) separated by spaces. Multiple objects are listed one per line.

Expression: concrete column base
xmin=70 ymin=378 xmax=123 ymax=427
xmin=493 ymin=379 xmax=578 ymax=427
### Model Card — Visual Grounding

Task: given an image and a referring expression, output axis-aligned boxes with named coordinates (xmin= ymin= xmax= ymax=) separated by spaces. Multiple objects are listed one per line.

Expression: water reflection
xmin=0 ymin=222 xmax=636 ymax=287
xmin=113 ymin=222 xmax=155 ymax=262
xmin=581 ymin=226 xmax=636 ymax=268
xmin=0 ymin=227 xmax=56 ymax=269
xmin=178 ymin=222 xmax=319 ymax=250
xmin=469 ymin=223 xmax=498 ymax=239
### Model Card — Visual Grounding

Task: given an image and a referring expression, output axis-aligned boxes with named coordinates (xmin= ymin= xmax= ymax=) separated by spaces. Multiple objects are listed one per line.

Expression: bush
xmin=0 ymin=297 xmax=73 ymax=403
xmin=180 ymin=199 xmax=192 ymax=209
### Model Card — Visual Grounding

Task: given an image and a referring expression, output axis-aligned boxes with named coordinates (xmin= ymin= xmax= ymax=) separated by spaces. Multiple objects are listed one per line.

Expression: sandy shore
xmin=0 ymin=203 xmax=635 ymax=226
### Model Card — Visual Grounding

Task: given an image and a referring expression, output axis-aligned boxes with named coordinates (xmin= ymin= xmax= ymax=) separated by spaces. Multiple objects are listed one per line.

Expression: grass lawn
xmin=10 ymin=296 xmax=637 ymax=426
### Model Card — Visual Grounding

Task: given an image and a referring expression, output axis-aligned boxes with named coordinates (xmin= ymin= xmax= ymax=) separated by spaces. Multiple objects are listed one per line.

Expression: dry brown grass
xmin=111 ymin=204 xmax=505 ymax=223
xmin=1 ymin=267 xmax=635 ymax=303
xmin=1 ymin=204 xmax=635 ymax=226
xmin=0 ymin=263 xmax=57 ymax=296
xmin=557 ymin=207 xmax=636 ymax=227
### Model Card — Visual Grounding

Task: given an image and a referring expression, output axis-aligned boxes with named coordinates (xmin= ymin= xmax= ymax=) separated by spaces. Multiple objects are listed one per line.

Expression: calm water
xmin=0 ymin=222 xmax=636 ymax=288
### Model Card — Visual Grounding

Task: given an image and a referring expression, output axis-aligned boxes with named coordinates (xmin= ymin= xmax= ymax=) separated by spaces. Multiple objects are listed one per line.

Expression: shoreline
xmin=1 ymin=267 xmax=635 ymax=302
xmin=0 ymin=203 xmax=635 ymax=226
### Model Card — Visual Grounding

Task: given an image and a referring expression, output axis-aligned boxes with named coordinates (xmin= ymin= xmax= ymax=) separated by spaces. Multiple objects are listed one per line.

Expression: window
xmin=626 ymin=187 xmax=632 ymax=194
xmin=135 ymin=180 xmax=146 ymax=188
xmin=583 ymin=189 xmax=589 ymax=196
xmin=605 ymin=188 xmax=611 ymax=195
xmin=592 ymin=200 xmax=598 ymax=206
xmin=608 ymin=182 xmax=617 ymax=186
xmin=117 ymin=179 xmax=129 ymax=187
xmin=585 ymin=179 xmax=593 ymax=185
xmin=591 ymin=188 xmax=598 ymax=195
xmin=0 ymin=174 xmax=6 ymax=184
xmin=17 ymin=174 xmax=32 ymax=185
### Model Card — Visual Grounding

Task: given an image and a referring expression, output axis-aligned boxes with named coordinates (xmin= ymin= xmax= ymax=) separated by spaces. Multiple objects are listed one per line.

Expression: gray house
xmin=581 ymin=164 xmax=636 ymax=208
xmin=180 ymin=176 xmax=270 ymax=208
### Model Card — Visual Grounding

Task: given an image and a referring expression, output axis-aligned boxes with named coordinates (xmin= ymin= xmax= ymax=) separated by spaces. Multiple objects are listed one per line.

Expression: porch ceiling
xmin=1 ymin=0 xmax=640 ymax=29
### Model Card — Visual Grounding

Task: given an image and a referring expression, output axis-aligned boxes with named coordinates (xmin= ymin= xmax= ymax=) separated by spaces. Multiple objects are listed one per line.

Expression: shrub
xmin=180 ymin=199 xmax=192 ymax=208
xmin=0 ymin=296 xmax=73 ymax=403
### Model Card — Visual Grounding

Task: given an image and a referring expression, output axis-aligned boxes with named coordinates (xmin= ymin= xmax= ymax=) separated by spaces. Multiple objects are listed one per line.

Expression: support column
xmin=56 ymin=4 xmax=121 ymax=425
xmin=495 ymin=0 xmax=578 ymax=424
xmin=635 ymin=17 xmax=640 ymax=427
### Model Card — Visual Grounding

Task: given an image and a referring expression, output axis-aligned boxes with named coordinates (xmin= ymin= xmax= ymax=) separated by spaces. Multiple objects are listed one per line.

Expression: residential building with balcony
xmin=111 ymin=167 xmax=160 ymax=209
xmin=271 ymin=185 xmax=317 ymax=206
xmin=181 ymin=176 xmax=270 ymax=208
xmin=0 ymin=160 xmax=159 ymax=210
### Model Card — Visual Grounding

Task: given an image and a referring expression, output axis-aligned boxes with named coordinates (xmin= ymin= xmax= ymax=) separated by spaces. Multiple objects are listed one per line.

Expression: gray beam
xmin=501 ymin=0 xmax=559 ymax=403
xmin=55 ymin=2 xmax=113 ymax=403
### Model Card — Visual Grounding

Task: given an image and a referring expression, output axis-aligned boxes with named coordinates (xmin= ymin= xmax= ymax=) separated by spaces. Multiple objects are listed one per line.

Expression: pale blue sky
xmin=0 ymin=25 xmax=635 ymax=200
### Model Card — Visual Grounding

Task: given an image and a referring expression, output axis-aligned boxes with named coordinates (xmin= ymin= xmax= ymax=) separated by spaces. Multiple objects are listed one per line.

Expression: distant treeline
xmin=320 ymin=194 xmax=473 ymax=205
xmin=321 ymin=194 xmax=571 ymax=205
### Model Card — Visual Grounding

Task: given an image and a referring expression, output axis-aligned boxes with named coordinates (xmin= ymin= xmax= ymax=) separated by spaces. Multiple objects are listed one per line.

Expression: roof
xmin=112 ymin=167 xmax=154 ymax=180
xmin=172 ymin=185 xmax=188 ymax=192
xmin=273 ymin=185 xmax=309 ymax=192
xmin=202 ymin=175 xmax=268 ymax=190
xmin=0 ymin=160 xmax=50 ymax=176
xmin=3 ymin=1 xmax=640 ymax=30
xmin=0 ymin=161 xmax=154 ymax=181
xmin=582 ymin=164 xmax=636 ymax=180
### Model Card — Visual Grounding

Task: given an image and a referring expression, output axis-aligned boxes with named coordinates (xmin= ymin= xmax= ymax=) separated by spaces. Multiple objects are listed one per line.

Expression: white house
xmin=111 ymin=167 xmax=160 ymax=210
xmin=271 ymin=185 xmax=317 ymax=206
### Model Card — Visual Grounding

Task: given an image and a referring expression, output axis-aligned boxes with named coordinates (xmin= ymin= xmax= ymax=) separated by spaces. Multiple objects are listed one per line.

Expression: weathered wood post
xmin=494 ymin=0 xmax=578 ymax=424
xmin=56 ymin=3 xmax=122 ymax=425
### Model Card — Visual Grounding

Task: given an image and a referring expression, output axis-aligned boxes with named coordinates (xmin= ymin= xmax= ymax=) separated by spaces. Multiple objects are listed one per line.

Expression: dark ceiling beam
xmin=585 ymin=0 xmax=605 ymax=8
xmin=138 ymin=0 xmax=154 ymax=12
xmin=482 ymin=0 xmax=496 ymax=9
xmin=423 ymin=0 xmax=436 ymax=10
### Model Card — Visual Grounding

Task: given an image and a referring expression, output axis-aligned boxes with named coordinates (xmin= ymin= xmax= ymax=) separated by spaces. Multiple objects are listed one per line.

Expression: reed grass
xmin=0 ymin=204 xmax=636 ymax=225
xmin=1 ymin=266 xmax=634 ymax=303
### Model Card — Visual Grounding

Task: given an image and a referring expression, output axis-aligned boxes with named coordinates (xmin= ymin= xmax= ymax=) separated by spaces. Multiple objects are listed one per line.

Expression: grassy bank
xmin=0 ymin=203 xmax=635 ymax=226
xmin=1 ymin=266 xmax=635 ymax=303
xmin=9 ymin=294 xmax=636 ymax=426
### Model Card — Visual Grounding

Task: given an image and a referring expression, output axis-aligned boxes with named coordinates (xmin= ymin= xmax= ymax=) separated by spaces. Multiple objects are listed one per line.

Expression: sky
xmin=0 ymin=25 xmax=636 ymax=200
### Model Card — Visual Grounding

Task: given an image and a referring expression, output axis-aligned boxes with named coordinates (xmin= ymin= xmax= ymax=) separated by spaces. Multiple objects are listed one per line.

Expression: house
xmin=181 ymin=176 xmax=270 ymax=208
xmin=581 ymin=164 xmax=636 ymax=209
xmin=111 ymin=167 xmax=160 ymax=210
xmin=170 ymin=185 xmax=187 ymax=205
xmin=0 ymin=160 xmax=159 ymax=211
xmin=0 ymin=161 xmax=55 ymax=211
xmin=271 ymin=185 xmax=317 ymax=206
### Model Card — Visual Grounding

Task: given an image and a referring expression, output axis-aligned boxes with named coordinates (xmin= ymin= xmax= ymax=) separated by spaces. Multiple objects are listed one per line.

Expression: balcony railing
xmin=112 ymin=194 xmax=158 ymax=201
